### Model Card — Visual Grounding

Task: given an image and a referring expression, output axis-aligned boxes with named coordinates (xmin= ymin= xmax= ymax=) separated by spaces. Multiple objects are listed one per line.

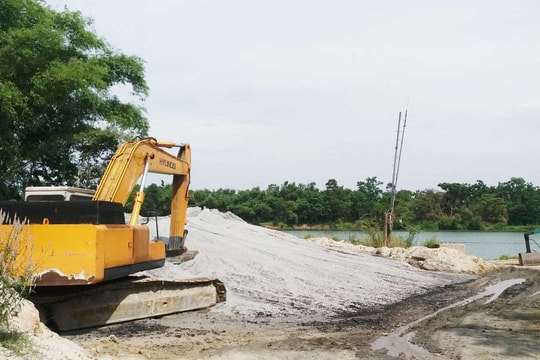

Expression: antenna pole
xmin=395 ymin=109 xmax=408 ymax=190
xmin=385 ymin=108 xmax=408 ymax=245
xmin=390 ymin=112 xmax=402 ymax=212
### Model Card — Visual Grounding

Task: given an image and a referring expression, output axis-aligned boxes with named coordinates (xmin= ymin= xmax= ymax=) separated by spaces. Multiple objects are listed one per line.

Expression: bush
xmin=0 ymin=211 xmax=37 ymax=329
xmin=423 ymin=237 xmax=440 ymax=248
xmin=0 ymin=329 xmax=34 ymax=356
xmin=437 ymin=215 xmax=463 ymax=230
xmin=357 ymin=220 xmax=386 ymax=248
xmin=403 ymin=225 xmax=420 ymax=248
xmin=356 ymin=220 xmax=408 ymax=248
xmin=345 ymin=232 xmax=361 ymax=242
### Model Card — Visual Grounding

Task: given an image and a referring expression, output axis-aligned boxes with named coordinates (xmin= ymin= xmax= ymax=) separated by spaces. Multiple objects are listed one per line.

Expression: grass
xmin=498 ymin=254 xmax=518 ymax=260
xmin=353 ymin=220 xmax=417 ymax=248
xmin=0 ymin=210 xmax=40 ymax=356
xmin=423 ymin=237 xmax=440 ymax=248
xmin=0 ymin=329 xmax=35 ymax=357
xmin=300 ymin=221 xmax=441 ymax=250
xmin=361 ymin=235 xmax=410 ymax=248
xmin=302 ymin=233 xmax=343 ymax=242
xmin=0 ymin=211 xmax=37 ymax=329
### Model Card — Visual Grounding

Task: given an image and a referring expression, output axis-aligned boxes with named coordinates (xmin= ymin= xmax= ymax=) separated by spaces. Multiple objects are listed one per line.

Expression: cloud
xmin=45 ymin=0 xmax=540 ymax=191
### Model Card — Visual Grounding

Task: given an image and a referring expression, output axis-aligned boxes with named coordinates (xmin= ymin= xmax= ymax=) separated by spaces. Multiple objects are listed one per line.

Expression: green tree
xmin=472 ymin=193 xmax=508 ymax=225
xmin=392 ymin=189 xmax=415 ymax=229
xmin=497 ymin=177 xmax=540 ymax=225
xmin=138 ymin=183 xmax=172 ymax=216
xmin=410 ymin=190 xmax=444 ymax=225
xmin=324 ymin=179 xmax=352 ymax=222
xmin=229 ymin=188 xmax=271 ymax=224
xmin=296 ymin=182 xmax=324 ymax=224
xmin=0 ymin=0 xmax=149 ymax=199
xmin=138 ymin=177 xmax=540 ymax=229
xmin=438 ymin=182 xmax=472 ymax=216
xmin=352 ymin=177 xmax=384 ymax=221
xmin=265 ymin=192 xmax=289 ymax=225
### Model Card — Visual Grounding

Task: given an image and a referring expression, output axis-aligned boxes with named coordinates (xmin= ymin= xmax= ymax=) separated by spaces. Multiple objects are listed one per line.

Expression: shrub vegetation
xmin=0 ymin=211 xmax=38 ymax=355
xmin=122 ymin=177 xmax=540 ymax=232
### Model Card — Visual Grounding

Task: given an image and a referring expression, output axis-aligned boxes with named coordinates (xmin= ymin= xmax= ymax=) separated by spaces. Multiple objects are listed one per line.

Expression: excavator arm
xmin=92 ymin=137 xmax=191 ymax=251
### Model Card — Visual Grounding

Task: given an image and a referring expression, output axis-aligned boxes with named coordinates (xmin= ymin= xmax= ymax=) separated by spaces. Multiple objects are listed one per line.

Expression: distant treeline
xmin=127 ymin=177 xmax=540 ymax=230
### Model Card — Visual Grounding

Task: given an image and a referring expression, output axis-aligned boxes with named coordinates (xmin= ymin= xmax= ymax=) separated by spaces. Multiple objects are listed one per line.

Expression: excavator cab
xmin=24 ymin=186 xmax=94 ymax=201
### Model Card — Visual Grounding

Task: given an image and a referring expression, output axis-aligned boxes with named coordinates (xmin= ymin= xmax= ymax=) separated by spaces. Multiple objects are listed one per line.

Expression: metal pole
xmin=129 ymin=156 xmax=151 ymax=225
xmin=524 ymin=232 xmax=532 ymax=253
xmin=394 ymin=109 xmax=407 ymax=190
xmin=386 ymin=112 xmax=402 ymax=245
xmin=389 ymin=112 xmax=402 ymax=213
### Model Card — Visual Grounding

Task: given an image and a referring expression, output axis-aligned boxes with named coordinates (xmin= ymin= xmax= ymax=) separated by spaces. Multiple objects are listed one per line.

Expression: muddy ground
xmin=65 ymin=265 xmax=539 ymax=360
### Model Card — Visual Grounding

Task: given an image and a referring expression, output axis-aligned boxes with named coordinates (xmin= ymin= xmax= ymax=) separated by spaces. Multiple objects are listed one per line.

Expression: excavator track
xmin=29 ymin=276 xmax=226 ymax=332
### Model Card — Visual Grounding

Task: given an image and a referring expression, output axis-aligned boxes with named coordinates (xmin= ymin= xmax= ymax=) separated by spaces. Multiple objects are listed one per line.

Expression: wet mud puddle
xmin=371 ymin=278 xmax=526 ymax=359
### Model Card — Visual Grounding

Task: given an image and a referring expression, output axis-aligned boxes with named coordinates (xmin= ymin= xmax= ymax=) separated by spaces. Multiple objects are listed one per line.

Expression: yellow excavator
xmin=0 ymin=138 xmax=225 ymax=331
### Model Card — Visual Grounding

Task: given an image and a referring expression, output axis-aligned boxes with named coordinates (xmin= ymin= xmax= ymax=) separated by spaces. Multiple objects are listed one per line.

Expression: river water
xmin=281 ymin=230 xmax=539 ymax=260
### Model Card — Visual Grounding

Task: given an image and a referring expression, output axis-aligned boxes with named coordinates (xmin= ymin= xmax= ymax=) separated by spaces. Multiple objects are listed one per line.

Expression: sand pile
xmin=144 ymin=208 xmax=478 ymax=322
xmin=305 ymin=237 xmax=498 ymax=274
xmin=376 ymin=246 xmax=498 ymax=274
xmin=4 ymin=300 xmax=92 ymax=360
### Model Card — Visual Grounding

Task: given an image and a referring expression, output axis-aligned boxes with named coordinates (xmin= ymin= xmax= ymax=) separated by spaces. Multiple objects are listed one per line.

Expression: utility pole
xmin=385 ymin=109 xmax=408 ymax=246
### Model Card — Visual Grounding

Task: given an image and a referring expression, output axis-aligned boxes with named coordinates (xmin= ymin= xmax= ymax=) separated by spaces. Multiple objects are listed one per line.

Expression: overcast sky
xmin=45 ymin=0 xmax=540 ymax=191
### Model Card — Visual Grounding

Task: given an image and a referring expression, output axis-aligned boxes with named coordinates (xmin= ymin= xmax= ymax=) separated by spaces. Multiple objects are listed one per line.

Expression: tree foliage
xmin=0 ymin=0 xmax=149 ymax=199
xmin=129 ymin=177 xmax=540 ymax=230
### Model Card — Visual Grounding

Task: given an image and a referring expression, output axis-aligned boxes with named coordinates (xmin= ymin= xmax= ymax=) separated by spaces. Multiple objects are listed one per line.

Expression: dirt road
xmin=412 ymin=266 xmax=540 ymax=360
xmin=65 ymin=266 xmax=539 ymax=359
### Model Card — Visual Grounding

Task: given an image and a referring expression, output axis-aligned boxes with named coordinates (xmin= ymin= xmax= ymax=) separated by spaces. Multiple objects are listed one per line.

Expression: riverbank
xmin=283 ymin=229 xmax=531 ymax=260
xmin=263 ymin=222 xmax=539 ymax=233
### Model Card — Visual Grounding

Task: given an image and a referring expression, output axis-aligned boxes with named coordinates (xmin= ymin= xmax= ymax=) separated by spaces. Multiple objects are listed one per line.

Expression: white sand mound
xmin=4 ymin=300 xmax=92 ymax=360
xmin=144 ymin=208 xmax=477 ymax=322
xmin=305 ymin=237 xmax=498 ymax=274
xmin=376 ymin=246 xmax=498 ymax=274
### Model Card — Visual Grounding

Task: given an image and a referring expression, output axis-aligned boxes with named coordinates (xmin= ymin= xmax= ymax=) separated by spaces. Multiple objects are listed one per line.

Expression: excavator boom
xmin=93 ymin=137 xmax=191 ymax=251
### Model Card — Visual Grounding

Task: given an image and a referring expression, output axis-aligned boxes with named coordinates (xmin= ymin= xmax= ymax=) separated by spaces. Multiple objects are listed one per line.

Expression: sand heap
xmin=305 ymin=237 xmax=498 ymax=274
xmin=376 ymin=245 xmax=498 ymax=274
xmin=144 ymin=208 xmax=479 ymax=322
xmin=4 ymin=300 xmax=92 ymax=360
